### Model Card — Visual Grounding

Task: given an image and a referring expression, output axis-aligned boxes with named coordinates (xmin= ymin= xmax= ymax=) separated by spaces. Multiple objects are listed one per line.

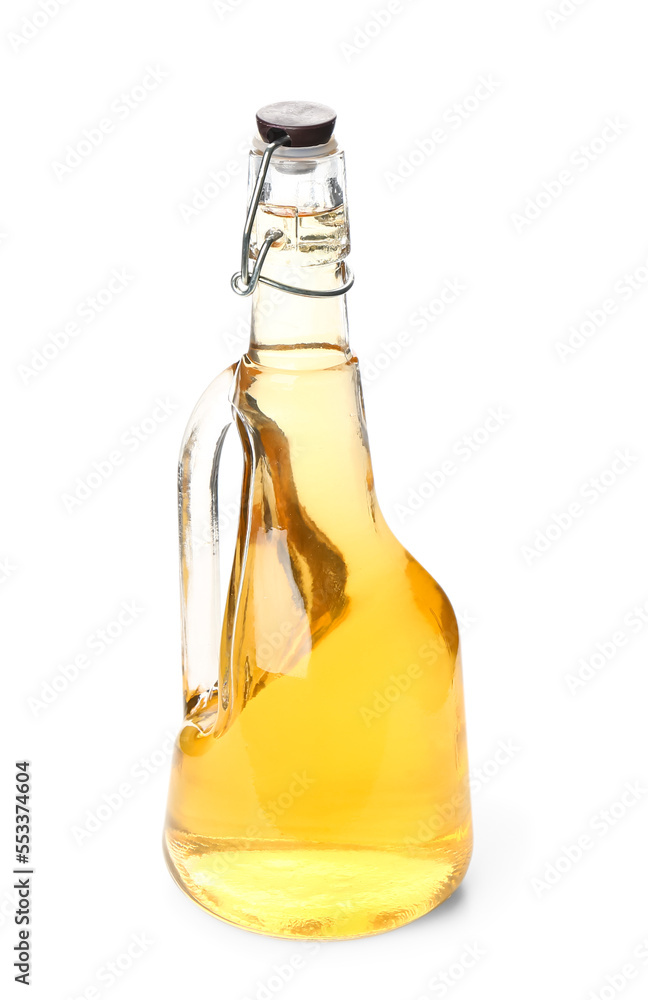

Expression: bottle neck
xmin=249 ymin=263 xmax=351 ymax=369
xmin=244 ymin=139 xmax=351 ymax=370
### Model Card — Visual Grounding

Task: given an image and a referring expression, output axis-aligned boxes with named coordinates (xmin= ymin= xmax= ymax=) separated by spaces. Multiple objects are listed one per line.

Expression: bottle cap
xmin=256 ymin=101 xmax=337 ymax=148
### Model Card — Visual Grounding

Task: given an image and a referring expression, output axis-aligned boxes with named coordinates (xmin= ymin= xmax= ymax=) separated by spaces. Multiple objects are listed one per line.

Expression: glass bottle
xmin=164 ymin=102 xmax=472 ymax=940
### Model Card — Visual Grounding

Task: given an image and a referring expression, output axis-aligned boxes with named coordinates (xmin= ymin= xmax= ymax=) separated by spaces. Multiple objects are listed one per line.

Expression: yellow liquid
xmin=164 ymin=351 xmax=472 ymax=939
xmin=252 ymin=202 xmax=350 ymax=264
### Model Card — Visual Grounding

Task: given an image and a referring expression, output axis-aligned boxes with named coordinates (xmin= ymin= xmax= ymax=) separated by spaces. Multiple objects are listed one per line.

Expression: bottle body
xmin=164 ymin=107 xmax=471 ymax=938
xmin=164 ymin=351 xmax=472 ymax=939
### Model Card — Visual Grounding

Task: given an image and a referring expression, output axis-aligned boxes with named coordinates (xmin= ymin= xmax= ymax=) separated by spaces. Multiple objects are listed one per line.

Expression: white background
xmin=2 ymin=0 xmax=648 ymax=997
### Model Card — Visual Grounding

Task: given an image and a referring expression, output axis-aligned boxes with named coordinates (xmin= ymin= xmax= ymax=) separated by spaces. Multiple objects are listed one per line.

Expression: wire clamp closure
xmin=230 ymin=134 xmax=354 ymax=299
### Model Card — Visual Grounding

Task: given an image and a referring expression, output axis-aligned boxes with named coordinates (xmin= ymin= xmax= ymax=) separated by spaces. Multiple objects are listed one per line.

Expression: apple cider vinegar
xmin=164 ymin=101 xmax=472 ymax=939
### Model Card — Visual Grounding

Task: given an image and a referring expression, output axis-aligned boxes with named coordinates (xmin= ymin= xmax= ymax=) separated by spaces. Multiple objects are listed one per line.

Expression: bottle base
xmin=164 ymin=830 xmax=471 ymax=940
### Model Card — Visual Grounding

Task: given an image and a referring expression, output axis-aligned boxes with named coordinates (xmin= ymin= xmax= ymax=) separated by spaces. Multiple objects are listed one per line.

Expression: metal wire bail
xmin=230 ymin=134 xmax=354 ymax=299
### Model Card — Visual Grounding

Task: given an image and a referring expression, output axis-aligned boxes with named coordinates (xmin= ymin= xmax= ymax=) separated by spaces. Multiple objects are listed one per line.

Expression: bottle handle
xmin=178 ymin=362 xmax=240 ymax=732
